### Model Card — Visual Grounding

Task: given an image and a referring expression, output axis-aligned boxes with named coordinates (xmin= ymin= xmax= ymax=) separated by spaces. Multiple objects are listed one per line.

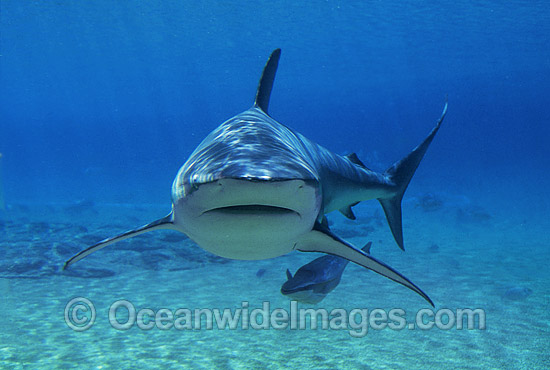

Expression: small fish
xmin=65 ymin=199 xmax=95 ymax=213
xmin=427 ymin=244 xmax=440 ymax=253
xmin=502 ymin=286 xmax=533 ymax=301
xmin=256 ymin=268 xmax=267 ymax=278
xmin=416 ymin=193 xmax=443 ymax=212
xmin=281 ymin=241 xmax=372 ymax=304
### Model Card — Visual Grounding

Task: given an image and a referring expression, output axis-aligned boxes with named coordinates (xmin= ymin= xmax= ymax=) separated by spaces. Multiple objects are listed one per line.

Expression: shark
xmin=64 ymin=49 xmax=447 ymax=306
xmin=282 ymin=236 xmax=373 ymax=304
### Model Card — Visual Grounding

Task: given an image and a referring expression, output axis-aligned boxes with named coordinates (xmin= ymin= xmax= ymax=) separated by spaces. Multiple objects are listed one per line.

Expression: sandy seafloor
xmin=0 ymin=188 xmax=548 ymax=370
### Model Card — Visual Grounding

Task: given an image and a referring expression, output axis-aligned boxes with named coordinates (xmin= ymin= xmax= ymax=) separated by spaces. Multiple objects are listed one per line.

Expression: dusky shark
xmin=282 ymin=237 xmax=373 ymax=304
xmin=64 ymin=49 xmax=447 ymax=306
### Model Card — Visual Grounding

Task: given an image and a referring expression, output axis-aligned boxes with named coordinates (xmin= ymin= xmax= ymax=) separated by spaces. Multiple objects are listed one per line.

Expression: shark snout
xmin=186 ymin=178 xmax=319 ymax=218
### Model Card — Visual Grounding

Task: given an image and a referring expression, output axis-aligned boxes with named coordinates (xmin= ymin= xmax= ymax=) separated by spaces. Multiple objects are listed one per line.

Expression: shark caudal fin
xmin=254 ymin=48 xmax=281 ymax=114
xmin=63 ymin=213 xmax=175 ymax=270
xmin=379 ymin=102 xmax=448 ymax=250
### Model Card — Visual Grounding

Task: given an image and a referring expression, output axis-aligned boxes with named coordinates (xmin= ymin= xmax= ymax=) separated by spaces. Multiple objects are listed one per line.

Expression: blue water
xmin=1 ymin=1 xmax=549 ymax=369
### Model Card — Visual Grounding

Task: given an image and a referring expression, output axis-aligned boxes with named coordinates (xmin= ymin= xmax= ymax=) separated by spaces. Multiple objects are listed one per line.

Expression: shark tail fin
xmin=254 ymin=48 xmax=281 ymax=114
xmin=63 ymin=213 xmax=175 ymax=270
xmin=379 ymin=102 xmax=448 ymax=250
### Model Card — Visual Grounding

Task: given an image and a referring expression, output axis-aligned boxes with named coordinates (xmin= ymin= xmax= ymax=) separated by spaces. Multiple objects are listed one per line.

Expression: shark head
xmin=170 ymin=111 xmax=322 ymax=259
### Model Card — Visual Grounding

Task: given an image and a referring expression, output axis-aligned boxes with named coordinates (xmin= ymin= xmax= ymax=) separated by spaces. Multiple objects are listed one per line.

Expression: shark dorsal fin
xmin=286 ymin=269 xmax=293 ymax=280
xmin=254 ymin=48 xmax=281 ymax=114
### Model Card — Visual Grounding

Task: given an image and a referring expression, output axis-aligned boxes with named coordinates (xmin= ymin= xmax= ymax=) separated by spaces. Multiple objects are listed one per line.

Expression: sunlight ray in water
xmin=0 ymin=153 xmax=5 ymax=211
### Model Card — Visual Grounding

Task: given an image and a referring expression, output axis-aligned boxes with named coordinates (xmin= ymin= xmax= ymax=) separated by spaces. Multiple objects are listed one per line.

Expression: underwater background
xmin=0 ymin=1 xmax=549 ymax=369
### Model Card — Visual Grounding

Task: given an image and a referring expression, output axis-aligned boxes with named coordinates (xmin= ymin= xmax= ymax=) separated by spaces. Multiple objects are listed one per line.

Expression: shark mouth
xmin=203 ymin=204 xmax=299 ymax=216
xmin=280 ymin=286 xmax=309 ymax=295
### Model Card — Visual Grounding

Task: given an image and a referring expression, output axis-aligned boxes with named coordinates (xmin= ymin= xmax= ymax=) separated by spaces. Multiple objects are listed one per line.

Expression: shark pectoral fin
xmin=286 ymin=269 xmax=293 ymax=280
xmin=380 ymin=101 xmax=448 ymax=251
xmin=63 ymin=213 xmax=176 ymax=270
xmin=295 ymin=223 xmax=433 ymax=306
